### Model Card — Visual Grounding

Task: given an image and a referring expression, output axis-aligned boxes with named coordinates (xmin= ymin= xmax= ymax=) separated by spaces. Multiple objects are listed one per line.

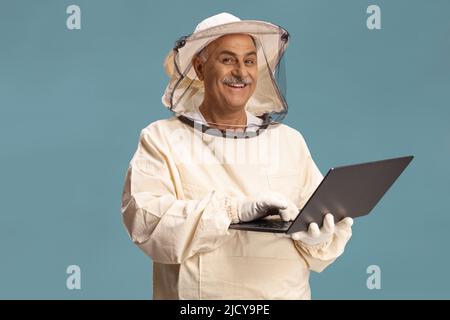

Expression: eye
xmin=245 ymin=59 xmax=255 ymax=65
xmin=221 ymin=56 xmax=236 ymax=64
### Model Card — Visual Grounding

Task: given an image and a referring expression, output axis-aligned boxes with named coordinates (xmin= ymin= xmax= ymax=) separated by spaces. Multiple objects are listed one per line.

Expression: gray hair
xmin=197 ymin=47 xmax=210 ymax=63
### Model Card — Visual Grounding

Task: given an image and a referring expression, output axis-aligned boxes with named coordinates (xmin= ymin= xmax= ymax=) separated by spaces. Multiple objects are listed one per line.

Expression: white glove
xmin=290 ymin=213 xmax=354 ymax=246
xmin=237 ymin=192 xmax=299 ymax=223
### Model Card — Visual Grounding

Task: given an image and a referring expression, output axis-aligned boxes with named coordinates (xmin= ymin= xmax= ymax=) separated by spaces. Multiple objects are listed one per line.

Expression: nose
xmin=231 ymin=60 xmax=248 ymax=78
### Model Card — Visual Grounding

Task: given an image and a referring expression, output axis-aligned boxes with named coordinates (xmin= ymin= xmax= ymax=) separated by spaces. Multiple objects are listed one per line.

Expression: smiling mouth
xmin=224 ymin=83 xmax=248 ymax=89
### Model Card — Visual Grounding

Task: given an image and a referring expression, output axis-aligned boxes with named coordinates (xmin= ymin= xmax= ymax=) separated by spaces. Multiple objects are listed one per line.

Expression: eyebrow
xmin=218 ymin=50 xmax=257 ymax=57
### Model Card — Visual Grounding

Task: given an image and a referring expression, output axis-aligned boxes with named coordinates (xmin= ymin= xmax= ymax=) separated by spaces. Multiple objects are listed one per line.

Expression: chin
xmin=224 ymin=97 xmax=251 ymax=110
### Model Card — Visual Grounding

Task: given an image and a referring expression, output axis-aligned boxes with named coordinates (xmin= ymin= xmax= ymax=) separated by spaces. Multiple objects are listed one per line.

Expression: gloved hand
xmin=289 ymin=213 xmax=353 ymax=246
xmin=237 ymin=191 xmax=299 ymax=223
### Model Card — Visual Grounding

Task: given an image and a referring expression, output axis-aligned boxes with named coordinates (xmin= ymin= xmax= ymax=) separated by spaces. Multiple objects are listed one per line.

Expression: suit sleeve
xmin=121 ymin=128 xmax=239 ymax=264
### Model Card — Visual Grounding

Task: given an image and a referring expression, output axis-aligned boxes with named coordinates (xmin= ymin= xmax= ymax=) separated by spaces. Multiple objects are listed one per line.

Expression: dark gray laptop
xmin=229 ymin=155 xmax=414 ymax=234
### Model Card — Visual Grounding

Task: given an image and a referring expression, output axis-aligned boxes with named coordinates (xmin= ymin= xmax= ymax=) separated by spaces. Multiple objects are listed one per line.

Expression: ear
xmin=192 ymin=55 xmax=205 ymax=81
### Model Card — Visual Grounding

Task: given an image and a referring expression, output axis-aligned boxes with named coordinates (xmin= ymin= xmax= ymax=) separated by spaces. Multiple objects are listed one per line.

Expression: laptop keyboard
xmin=255 ymin=220 xmax=292 ymax=229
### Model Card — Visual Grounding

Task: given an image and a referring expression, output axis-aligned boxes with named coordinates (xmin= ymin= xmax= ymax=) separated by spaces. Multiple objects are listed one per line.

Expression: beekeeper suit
xmin=121 ymin=12 xmax=353 ymax=300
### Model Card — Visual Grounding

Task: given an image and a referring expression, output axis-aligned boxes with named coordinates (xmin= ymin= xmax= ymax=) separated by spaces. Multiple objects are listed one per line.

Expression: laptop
xmin=229 ymin=155 xmax=414 ymax=234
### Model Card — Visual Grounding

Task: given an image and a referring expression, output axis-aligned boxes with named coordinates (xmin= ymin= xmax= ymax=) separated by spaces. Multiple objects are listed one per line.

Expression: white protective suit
xmin=121 ymin=118 xmax=352 ymax=299
xmin=121 ymin=12 xmax=352 ymax=299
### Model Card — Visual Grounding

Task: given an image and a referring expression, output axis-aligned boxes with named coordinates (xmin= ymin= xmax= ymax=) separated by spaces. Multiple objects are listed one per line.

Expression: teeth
xmin=226 ymin=83 xmax=246 ymax=88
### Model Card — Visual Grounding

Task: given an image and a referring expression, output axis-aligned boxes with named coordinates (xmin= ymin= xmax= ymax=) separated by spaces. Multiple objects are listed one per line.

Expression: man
xmin=121 ymin=12 xmax=353 ymax=299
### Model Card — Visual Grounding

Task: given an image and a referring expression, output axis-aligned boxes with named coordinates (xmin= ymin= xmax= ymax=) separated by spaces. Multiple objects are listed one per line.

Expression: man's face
xmin=194 ymin=34 xmax=258 ymax=111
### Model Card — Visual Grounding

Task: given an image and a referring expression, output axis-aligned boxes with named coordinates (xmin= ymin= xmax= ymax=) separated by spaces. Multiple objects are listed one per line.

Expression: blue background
xmin=0 ymin=0 xmax=449 ymax=299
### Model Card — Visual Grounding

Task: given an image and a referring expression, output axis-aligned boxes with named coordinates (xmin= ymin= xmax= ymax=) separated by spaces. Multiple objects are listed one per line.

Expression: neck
xmin=199 ymin=101 xmax=247 ymax=130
